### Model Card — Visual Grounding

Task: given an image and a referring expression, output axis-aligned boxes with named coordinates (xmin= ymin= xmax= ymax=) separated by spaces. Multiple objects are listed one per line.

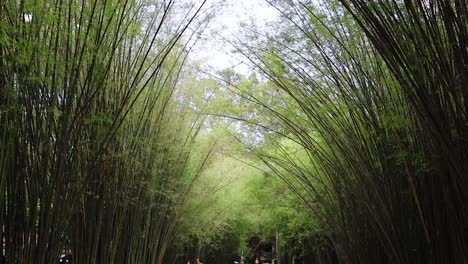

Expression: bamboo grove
xmin=1 ymin=0 xmax=468 ymax=263
xmin=226 ymin=0 xmax=468 ymax=263
xmin=0 ymin=0 xmax=212 ymax=263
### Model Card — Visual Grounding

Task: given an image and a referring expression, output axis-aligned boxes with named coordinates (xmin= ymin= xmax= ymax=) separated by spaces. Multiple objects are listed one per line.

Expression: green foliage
xmin=0 ymin=0 xmax=211 ymax=263
xmin=170 ymin=119 xmax=330 ymax=262
xmin=230 ymin=0 xmax=468 ymax=263
xmin=3 ymin=0 xmax=466 ymax=263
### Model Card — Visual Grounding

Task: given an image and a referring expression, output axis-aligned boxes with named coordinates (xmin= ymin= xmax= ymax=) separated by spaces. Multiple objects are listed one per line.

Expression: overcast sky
xmin=191 ymin=0 xmax=279 ymax=74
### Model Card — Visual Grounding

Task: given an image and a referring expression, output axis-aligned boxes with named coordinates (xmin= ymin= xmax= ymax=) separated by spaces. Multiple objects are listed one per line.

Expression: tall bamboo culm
xmin=0 ymin=0 xmax=209 ymax=263
xmin=237 ymin=0 xmax=468 ymax=263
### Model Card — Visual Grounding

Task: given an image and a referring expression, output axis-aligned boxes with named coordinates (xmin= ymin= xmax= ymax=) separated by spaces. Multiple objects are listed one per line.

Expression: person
xmin=196 ymin=258 xmax=203 ymax=264
xmin=187 ymin=260 xmax=191 ymax=264
xmin=255 ymin=258 xmax=259 ymax=264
